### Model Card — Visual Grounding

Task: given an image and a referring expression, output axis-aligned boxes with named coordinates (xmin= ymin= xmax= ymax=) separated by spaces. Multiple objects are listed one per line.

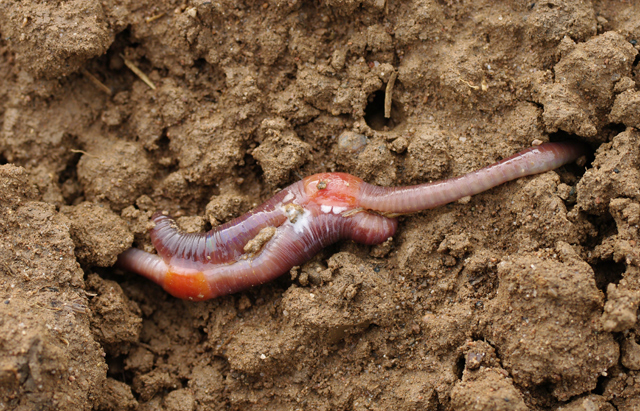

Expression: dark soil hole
xmin=364 ymin=90 xmax=404 ymax=131
xmin=548 ymin=132 xmax=594 ymax=186
xmin=528 ymin=380 xmax=556 ymax=406
xmin=59 ymin=150 xmax=83 ymax=205
xmin=592 ymin=260 xmax=625 ymax=291
xmin=593 ymin=374 xmax=608 ymax=395
xmin=76 ymin=28 xmax=138 ymax=96
xmin=585 ymin=211 xmax=618 ymax=250
xmin=155 ymin=131 xmax=173 ymax=157
xmin=548 ymin=131 xmax=594 ymax=155
xmin=601 ymin=123 xmax=627 ymax=142
xmin=606 ymin=122 xmax=627 ymax=135
xmin=58 ymin=150 xmax=82 ymax=184
xmin=102 ymin=28 xmax=158 ymax=93
xmin=237 ymin=151 xmax=263 ymax=183
xmin=106 ymin=353 xmax=134 ymax=385
xmin=0 ymin=154 xmax=7 ymax=165
xmin=152 ymin=131 xmax=181 ymax=174
xmin=454 ymin=354 xmax=465 ymax=380
xmin=548 ymin=131 xmax=583 ymax=143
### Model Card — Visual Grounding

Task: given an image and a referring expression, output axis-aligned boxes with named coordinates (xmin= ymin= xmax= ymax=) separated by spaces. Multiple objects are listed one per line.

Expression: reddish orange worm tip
xmin=302 ymin=172 xmax=363 ymax=207
xmin=163 ymin=270 xmax=212 ymax=301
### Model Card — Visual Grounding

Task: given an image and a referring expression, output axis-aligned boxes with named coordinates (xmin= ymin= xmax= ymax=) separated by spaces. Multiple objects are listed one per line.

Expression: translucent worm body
xmin=116 ymin=142 xmax=587 ymax=301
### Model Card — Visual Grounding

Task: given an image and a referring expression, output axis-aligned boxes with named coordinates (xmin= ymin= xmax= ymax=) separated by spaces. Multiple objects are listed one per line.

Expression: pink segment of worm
xmin=116 ymin=142 xmax=588 ymax=301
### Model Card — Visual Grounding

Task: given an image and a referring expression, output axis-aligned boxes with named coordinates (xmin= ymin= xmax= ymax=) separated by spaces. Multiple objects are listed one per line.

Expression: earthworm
xmin=116 ymin=142 xmax=587 ymax=301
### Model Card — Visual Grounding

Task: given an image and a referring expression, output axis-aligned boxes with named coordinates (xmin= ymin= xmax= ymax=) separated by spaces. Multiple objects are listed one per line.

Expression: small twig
xmin=460 ymin=78 xmax=480 ymax=90
xmin=81 ymin=68 xmax=112 ymax=95
xmin=70 ymin=149 xmax=98 ymax=158
xmin=145 ymin=12 xmax=166 ymax=23
xmin=120 ymin=54 xmax=157 ymax=90
xmin=384 ymin=71 xmax=397 ymax=119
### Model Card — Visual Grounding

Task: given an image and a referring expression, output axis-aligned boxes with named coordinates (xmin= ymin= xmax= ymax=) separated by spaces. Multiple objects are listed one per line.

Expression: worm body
xmin=116 ymin=142 xmax=587 ymax=300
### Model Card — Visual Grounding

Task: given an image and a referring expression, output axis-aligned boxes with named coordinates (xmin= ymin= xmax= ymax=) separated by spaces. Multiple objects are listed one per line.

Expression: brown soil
xmin=1 ymin=0 xmax=640 ymax=410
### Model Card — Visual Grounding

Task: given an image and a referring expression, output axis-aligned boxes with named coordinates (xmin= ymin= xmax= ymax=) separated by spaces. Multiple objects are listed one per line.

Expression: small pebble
xmin=338 ymin=131 xmax=368 ymax=154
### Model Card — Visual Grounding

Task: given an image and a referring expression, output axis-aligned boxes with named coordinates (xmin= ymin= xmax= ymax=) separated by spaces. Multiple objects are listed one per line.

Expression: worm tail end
xmin=116 ymin=248 xmax=168 ymax=286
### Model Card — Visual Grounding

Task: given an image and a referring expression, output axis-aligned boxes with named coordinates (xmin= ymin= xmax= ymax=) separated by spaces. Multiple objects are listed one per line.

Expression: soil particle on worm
xmin=2 ymin=0 xmax=640 ymax=410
